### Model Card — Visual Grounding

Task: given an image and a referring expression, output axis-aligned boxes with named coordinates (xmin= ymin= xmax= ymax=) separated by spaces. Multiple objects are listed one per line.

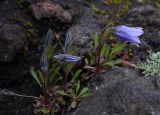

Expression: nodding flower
xmin=53 ymin=54 xmax=81 ymax=62
xmin=114 ymin=25 xmax=144 ymax=44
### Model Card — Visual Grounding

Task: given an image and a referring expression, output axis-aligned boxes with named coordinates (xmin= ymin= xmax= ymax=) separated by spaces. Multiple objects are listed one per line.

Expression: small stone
xmin=30 ymin=0 xmax=72 ymax=22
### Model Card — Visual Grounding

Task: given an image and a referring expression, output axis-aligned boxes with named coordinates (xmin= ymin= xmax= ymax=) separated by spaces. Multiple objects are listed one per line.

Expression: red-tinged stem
xmin=122 ymin=60 xmax=136 ymax=68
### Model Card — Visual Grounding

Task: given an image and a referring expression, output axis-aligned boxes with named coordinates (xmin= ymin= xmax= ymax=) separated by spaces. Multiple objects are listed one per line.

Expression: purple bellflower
xmin=54 ymin=54 xmax=81 ymax=62
xmin=115 ymin=25 xmax=144 ymax=44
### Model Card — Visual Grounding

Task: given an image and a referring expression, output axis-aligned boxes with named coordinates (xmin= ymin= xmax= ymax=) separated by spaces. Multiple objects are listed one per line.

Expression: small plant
xmin=137 ymin=50 xmax=160 ymax=76
xmin=57 ymin=80 xmax=91 ymax=109
xmin=85 ymin=25 xmax=143 ymax=74
xmin=31 ymin=29 xmax=90 ymax=115
xmin=31 ymin=24 xmax=144 ymax=115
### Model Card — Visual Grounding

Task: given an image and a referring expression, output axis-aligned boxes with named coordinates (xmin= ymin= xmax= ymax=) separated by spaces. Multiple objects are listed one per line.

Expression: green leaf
xmin=100 ymin=43 xmax=110 ymax=57
xmin=76 ymin=80 xmax=80 ymax=94
xmin=80 ymin=91 xmax=92 ymax=97
xmin=37 ymin=70 xmax=44 ymax=84
xmin=45 ymin=44 xmax=56 ymax=60
xmin=85 ymin=58 xmax=89 ymax=65
xmin=110 ymin=43 xmax=126 ymax=55
xmin=49 ymin=67 xmax=60 ymax=83
xmin=39 ymin=107 xmax=50 ymax=114
xmin=103 ymin=59 xmax=123 ymax=67
xmin=79 ymin=87 xmax=90 ymax=97
xmin=101 ymin=27 xmax=114 ymax=40
xmin=30 ymin=68 xmax=42 ymax=87
xmin=53 ymin=73 xmax=62 ymax=84
xmin=71 ymin=69 xmax=82 ymax=81
xmin=68 ymin=43 xmax=77 ymax=55
xmin=65 ymin=63 xmax=74 ymax=77
xmin=56 ymin=90 xmax=69 ymax=96
xmin=94 ymin=32 xmax=99 ymax=48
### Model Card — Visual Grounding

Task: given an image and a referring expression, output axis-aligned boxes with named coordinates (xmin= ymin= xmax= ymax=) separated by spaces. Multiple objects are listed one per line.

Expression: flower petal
xmin=54 ymin=54 xmax=81 ymax=62
xmin=116 ymin=25 xmax=143 ymax=37
xmin=64 ymin=54 xmax=81 ymax=62
xmin=116 ymin=31 xmax=141 ymax=44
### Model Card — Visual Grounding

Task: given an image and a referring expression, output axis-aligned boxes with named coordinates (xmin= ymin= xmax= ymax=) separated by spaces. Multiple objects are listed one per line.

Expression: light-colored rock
xmin=30 ymin=0 xmax=72 ymax=22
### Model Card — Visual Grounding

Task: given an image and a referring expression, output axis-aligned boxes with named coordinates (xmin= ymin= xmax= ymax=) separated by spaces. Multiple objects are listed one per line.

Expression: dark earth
xmin=0 ymin=0 xmax=160 ymax=115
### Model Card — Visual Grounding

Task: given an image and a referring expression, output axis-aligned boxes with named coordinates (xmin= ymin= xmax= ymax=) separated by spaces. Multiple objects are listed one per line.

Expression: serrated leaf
xmin=30 ymin=68 xmax=42 ymax=87
xmin=71 ymin=69 xmax=82 ymax=81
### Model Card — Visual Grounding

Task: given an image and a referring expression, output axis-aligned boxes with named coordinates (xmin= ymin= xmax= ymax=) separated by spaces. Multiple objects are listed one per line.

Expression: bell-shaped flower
xmin=115 ymin=25 xmax=144 ymax=44
xmin=54 ymin=54 xmax=81 ymax=62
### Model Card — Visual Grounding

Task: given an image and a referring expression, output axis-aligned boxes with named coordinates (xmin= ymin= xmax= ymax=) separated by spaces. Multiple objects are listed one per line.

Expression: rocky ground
xmin=0 ymin=0 xmax=159 ymax=115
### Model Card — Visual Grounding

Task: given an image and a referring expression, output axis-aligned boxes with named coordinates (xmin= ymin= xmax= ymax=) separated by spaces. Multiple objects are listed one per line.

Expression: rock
xmin=120 ymin=5 xmax=160 ymax=62
xmin=122 ymin=5 xmax=160 ymax=50
xmin=0 ymin=89 xmax=34 ymax=115
xmin=0 ymin=24 xmax=26 ymax=62
xmin=71 ymin=67 xmax=160 ymax=115
xmin=123 ymin=5 xmax=160 ymax=26
xmin=66 ymin=7 xmax=101 ymax=56
xmin=30 ymin=0 xmax=72 ymax=22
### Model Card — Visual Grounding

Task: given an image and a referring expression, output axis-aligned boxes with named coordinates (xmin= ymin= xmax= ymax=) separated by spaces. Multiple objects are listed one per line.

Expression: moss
xmin=12 ymin=16 xmax=37 ymax=42
xmin=12 ymin=16 xmax=23 ymax=23
xmin=24 ymin=22 xmax=33 ymax=28
xmin=105 ymin=0 xmax=122 ymax=5
xmin=27 ymin=29 xmax=37 ymax=38
xmin=91 ymin=5 xmax=108 ymax=15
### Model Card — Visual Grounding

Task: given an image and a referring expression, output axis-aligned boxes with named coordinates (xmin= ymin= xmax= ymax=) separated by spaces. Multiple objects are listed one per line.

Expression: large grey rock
xmin=71 ymin=68 xmax=160 ymax=115
xmin=66 ymin=7 xmax=101 ymax=56
xmin=0 ymin=24 xmax=26 ymax=62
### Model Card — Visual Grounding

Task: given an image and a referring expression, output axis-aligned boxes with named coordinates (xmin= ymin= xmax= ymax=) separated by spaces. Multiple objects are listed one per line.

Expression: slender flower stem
xmin=96 ymin=24 xmax=113 ymax=73
xmin=0 ymin=89 xmax=40 ymax=100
